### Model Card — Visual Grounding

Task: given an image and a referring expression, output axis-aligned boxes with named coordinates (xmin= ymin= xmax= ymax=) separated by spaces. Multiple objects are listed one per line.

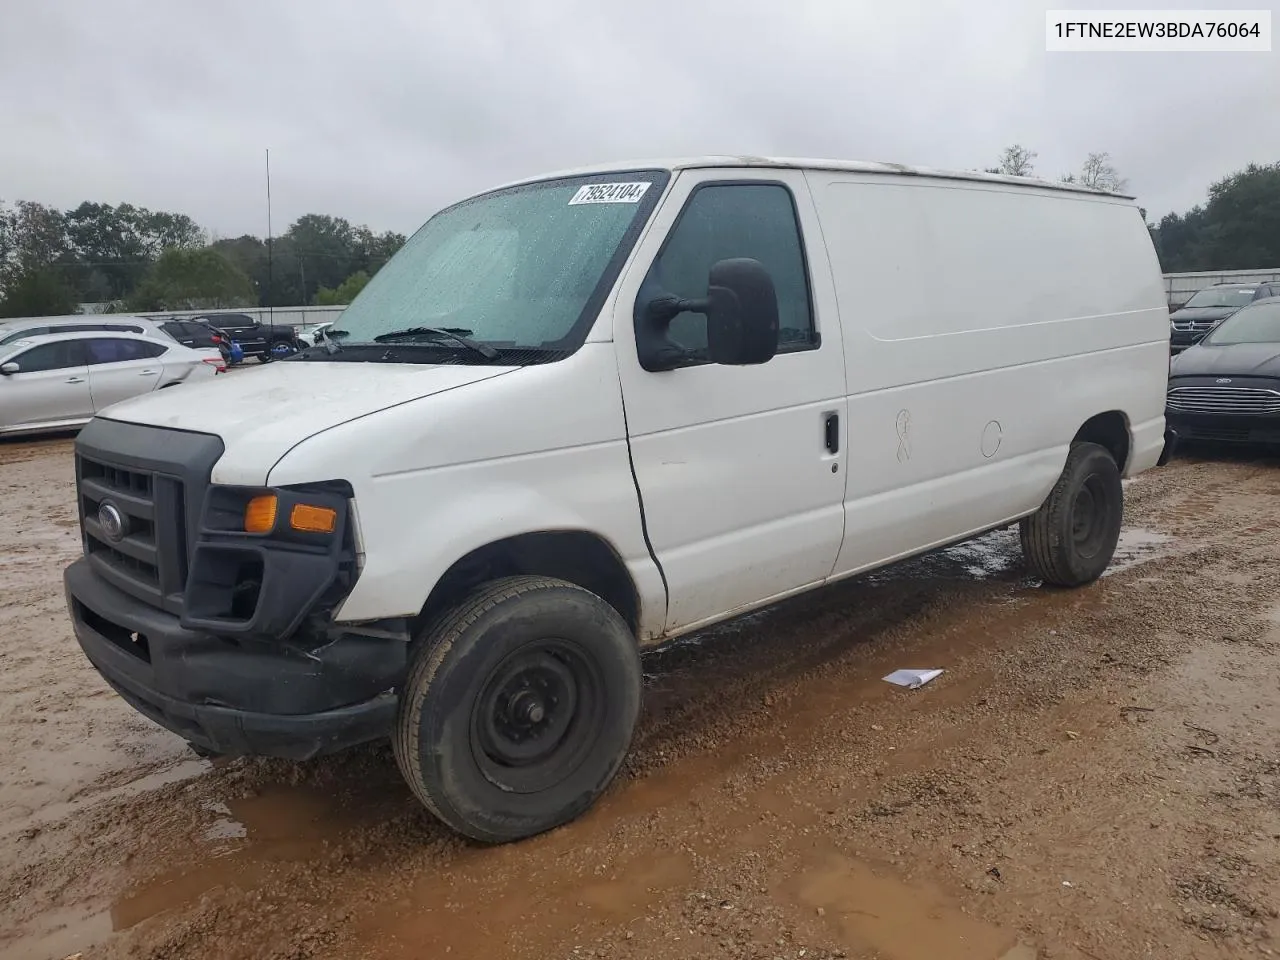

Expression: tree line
xmin=984 ymin=145 xmax=1280 ymax=273
xmin=5 ymin=154 xmax=1279 ymax=318
xmin=0 ymin=200 xmax=405 ymax=318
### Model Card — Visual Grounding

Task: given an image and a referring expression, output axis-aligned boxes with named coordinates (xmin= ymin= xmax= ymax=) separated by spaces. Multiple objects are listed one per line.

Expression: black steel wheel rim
xmin=471 ymin=639 xmax=604 ymax=794
xmin=1071 ymin=474 xmax=1112 ymax=559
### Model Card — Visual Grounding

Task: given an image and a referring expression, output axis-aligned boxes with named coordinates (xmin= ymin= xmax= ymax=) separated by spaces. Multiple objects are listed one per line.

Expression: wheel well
xmin=414 ymin=532 xmax=640 ymax=639
xmin=1073 ymin=412 xmax=1130 ymax=471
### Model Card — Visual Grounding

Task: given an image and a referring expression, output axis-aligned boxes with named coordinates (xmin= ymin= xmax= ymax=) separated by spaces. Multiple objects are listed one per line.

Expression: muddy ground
xmin=2 ymin=435 xmax=1279 ymax=960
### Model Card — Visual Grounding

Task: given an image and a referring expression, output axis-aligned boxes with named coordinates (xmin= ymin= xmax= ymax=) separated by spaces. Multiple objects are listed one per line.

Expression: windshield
xmin=334 ymin=172 xmax=668 ymax=353
xmin=1183 ymin=286 xmax=1256 ymax=309
xmin=1203 ymin=300 xmax=1280 ymax=345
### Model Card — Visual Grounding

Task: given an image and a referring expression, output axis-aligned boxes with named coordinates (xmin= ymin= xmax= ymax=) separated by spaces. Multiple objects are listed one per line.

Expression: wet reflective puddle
xmin=785 ymin=852 xmax=1030 ymax=960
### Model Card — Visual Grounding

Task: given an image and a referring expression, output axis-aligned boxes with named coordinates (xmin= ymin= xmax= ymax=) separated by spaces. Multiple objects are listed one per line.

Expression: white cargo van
xmin=64 ymin=157 xmax=1170 ymax=842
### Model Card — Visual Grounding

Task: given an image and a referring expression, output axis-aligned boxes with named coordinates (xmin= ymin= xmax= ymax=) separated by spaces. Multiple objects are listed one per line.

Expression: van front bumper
xmin=64 ymin=559 xmax=403 ymax=760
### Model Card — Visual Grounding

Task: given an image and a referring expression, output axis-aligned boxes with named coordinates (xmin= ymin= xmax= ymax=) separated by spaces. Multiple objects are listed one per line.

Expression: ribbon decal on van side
xmin=895 ymin=409 xmax=912 ymax=462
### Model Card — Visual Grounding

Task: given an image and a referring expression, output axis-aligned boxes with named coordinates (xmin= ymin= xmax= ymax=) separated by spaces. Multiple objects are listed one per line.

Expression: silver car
xmin=0 ymin=314 xmax=178 ymax=347
xmin=0 ymin=330 xmax=224 ymax=438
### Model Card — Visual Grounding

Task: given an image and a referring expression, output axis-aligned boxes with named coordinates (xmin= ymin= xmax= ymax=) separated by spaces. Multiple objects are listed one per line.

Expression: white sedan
xmin=295 ymin=319 xmax=336 ymax=347
xmin=0 ymin=330 xmax=225 ymax=438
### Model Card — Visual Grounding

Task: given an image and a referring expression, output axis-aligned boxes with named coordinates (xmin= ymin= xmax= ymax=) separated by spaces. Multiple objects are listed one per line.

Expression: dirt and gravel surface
xmin=3 ymin=434 xmax=1280 ymax=960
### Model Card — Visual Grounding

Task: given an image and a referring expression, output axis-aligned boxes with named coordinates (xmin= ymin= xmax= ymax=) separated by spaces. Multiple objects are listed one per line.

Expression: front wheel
xmin=1020 ymin=441 xmax=1123 ymax=587
xmin=393 ymin=576 xmax=642 ymax=843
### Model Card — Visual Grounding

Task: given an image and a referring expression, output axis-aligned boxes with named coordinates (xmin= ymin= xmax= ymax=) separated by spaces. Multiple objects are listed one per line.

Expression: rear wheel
xmin=393 ymin=576 xmax=641 ymax=843
xmin=1020 ymin=441 xmax=1123 ymax=586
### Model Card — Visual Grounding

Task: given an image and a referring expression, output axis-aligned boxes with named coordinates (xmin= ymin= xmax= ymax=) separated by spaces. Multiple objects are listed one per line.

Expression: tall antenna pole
xmin=265 ymin=148 xmax=274 ymax=325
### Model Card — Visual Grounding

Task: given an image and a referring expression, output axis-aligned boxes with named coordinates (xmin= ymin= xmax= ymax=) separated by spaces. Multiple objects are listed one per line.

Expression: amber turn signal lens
xmin=244 ymin=494 xmax=278 ymax=533
xmin=290 ymin=503 xmax=337 ymax=534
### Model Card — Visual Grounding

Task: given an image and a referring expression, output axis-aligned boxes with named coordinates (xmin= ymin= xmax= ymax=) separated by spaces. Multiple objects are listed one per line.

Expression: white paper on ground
xmin=882 ymin=668 xmax=944 ymax=689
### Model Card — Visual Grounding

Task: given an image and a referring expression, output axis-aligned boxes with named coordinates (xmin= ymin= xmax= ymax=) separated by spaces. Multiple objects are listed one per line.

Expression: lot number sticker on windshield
xmin=568 ymin=182 xmax=650 ymax=205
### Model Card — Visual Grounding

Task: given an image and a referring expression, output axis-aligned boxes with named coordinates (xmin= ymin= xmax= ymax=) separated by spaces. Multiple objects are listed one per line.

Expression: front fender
xmin=263 ymin=345 xmax=666 ymax=639
xmin=273 ymin=439 xmax=666 ymax=640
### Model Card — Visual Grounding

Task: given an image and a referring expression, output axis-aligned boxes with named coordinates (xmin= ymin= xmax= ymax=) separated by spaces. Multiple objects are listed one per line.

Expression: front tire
xmin=393 ymin=576 xmax=642 ymax=843
xmin=1020 ymin=441 xmax=1123 ymax=587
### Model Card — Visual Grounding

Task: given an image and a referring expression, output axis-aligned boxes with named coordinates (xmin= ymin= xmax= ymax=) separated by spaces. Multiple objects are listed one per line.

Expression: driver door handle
xmin=824 ymin=413 xmax=840 ymax=453
xmin=65 ymin=377 xmax=85 ymax=383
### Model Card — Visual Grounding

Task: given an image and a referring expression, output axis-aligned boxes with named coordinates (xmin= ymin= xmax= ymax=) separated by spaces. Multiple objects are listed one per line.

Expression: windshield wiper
xmin=372 ymin=327 xmax=499 ymax=360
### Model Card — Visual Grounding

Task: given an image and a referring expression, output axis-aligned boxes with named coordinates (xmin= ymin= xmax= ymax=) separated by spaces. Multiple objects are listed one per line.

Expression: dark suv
xmin=187 ymin=313 xmax=299 ymax=362
xmin=1169 ymin=282 xmax=1280 ymax=353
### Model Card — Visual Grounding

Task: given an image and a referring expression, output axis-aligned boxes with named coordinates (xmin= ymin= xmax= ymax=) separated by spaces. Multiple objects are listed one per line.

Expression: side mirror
xmin=634 ymin=257 xmax=779 ymax=372
xmin=703 ymin=258 xmax=779 ymax=366
xmin=0 ymin=362 xmax=19 ymax=376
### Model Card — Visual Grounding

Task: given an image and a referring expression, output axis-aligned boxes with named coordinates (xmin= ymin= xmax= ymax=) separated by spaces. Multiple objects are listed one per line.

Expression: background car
xmin=1166 ymin=295 xmax=1280 ymax=448
xmin=0 ymin=330 xmax=223 ymax=438
xmin=186 ymin=312 xmax=300 ymax=362
xmin=295 ymin=319 xmax=335 ymax=347
xmin=0 ymin=315 xmax=177 ymax=347
xmin=155 ymin=316 xmax=229 ymax=350
xmin=1169 ymin=281 xmax=1280 ymax=353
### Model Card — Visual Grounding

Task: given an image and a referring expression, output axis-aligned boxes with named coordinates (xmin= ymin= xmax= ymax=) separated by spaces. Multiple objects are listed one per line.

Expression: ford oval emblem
xmin=98 ymin=502 xmax=127 ymax=542
xmin=1216 ymin=378 xmax=1233 ymax=384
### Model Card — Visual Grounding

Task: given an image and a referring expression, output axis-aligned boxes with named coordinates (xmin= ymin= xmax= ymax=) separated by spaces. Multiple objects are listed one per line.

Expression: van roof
xmin=491 ymin=156 xmax=1136 ymax=201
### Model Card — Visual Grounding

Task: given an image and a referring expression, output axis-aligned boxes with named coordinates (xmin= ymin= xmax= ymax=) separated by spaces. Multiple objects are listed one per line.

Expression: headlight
xmin=203 ymin=483 xmax=349 ymax=545
xmin=243 ymin=494 xmax=337 ymax=534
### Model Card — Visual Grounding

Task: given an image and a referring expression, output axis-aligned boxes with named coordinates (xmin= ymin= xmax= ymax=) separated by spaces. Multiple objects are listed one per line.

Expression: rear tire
xmin=392 ymin=576 xmax=642 ymax=843
xmin=1020 ymin=441 xmax=1123 ymax=587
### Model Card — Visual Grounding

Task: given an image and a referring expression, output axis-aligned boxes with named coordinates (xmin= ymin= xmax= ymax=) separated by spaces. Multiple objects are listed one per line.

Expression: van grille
xmin=1166 ymin=385 xmax=1280 ymax=416
xmin=73 ymin=420 xmax=224 ymax=616
xmin=78 ymin=455 xmax=187 ymax=610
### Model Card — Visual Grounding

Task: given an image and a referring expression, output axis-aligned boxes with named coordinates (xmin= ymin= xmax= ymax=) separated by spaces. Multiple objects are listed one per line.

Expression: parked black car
xmin=187 ymin=313 xmax=299 ymax=362
xmin=1169 ymin=281 xmax=1280 ymax=353
xmin=1166 ymin=296 xmax=1280 ymax=447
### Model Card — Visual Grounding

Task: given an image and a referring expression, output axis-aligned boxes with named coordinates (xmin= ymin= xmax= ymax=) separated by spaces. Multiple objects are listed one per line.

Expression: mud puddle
xmin=784 ymin=852 xmax=1027 ymax=960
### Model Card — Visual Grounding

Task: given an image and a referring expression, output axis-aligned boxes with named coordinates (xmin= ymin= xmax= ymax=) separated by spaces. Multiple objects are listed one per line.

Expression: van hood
xmin=98 ymin=361 xmax=518 ymax=480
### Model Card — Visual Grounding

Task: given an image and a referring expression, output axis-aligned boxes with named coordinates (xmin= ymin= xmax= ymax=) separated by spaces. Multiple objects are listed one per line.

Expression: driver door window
xmin=11 ymin=341 xmax=87 ymax=372
xmin=641 ymin=183 xmax=817 ymax=356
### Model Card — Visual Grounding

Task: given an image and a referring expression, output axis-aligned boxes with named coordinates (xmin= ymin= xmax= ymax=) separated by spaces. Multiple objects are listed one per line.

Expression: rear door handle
xmin=138 ymin=369 xmax=157 ymax=375
xmin=824 ymin=413 xmax=840 ymax=454
xmin=65 ymin=377 xmax=85 ymax=384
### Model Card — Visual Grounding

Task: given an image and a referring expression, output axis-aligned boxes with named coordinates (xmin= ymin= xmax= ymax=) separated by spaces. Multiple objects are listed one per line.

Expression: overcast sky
xmin=2 ymin=0 xmax=1276 ymax=237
